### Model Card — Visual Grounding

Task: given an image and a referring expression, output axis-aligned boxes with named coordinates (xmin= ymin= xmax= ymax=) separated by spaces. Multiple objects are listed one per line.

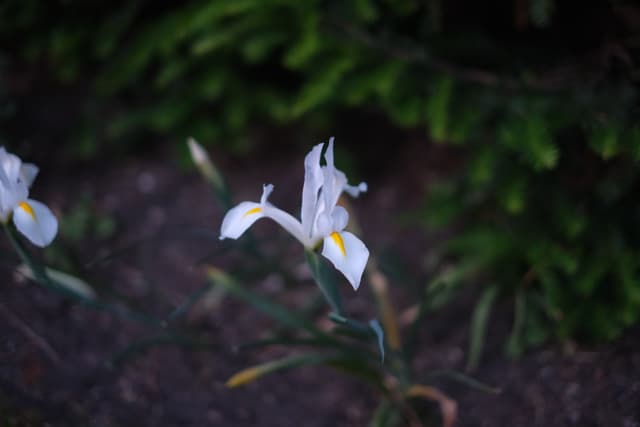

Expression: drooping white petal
xmin=20 ymin=163 xmax=39 ymax=187
xmin=12 ymin=199 xmax=58 ymax=247
xmin=219 ymin=201 xmax=265 ymax=240
xmin=220 ymin=184 xmax=274 ymax=240
xmin=219 ymin=184 xmax=308 ymax=246
xmin=321 ymin=231 xmax=369 ymax=290
xmin=258 ymin=183 xmax=307 ymax=245
xmin=301 ymin=143 xmax=324 ymax=239
xmin=262 ymin=204 xmax=308 ymax=247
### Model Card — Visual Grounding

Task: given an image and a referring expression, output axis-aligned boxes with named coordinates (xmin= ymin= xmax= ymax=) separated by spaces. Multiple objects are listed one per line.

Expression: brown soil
xmin=1 ymin=141 xmax=638 ymax=426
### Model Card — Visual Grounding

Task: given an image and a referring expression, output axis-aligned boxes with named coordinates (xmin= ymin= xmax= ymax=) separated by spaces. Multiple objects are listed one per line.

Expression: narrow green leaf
xmin=329 ymin=312 xmax=370 ymax=334
xmin=226 ymin=353 xmax=338 ymax=387
xmin=237 ymin=336 xmax=339 ymax=351
xmin=5 ymin=223 xmax=160 ymax=327
xmin=18 ymin=265 xmax=96 ymax=300
xmin=369 ymin=319 xmax=386 ymax=364
xmin=506 ymin=289 xmax=526 ymax=357
xmin=305 ymin=250 xmax=344 ymax=315
xmin=466 ymin=285 xmax=499 ymax=371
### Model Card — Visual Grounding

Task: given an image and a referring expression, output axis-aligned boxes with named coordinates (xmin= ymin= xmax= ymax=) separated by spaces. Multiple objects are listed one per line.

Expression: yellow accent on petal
xmin=243 ymin=206 xmax=262 ymax=218
xmin=18 ymin=201 xmax=35 ymax=219
xmin=330 ymin=232 xmax=346 ymax=256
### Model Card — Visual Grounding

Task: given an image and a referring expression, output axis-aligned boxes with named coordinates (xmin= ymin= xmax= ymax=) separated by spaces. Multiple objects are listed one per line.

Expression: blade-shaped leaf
xmin=329 ymin=313 xmax=385 ymax=363
xmin=369 ymin=319 xmax=386 ymax=364
xmin=18 ymin=264 xmax=96 ymax=300
xmin=226 ymin=353 xmax=338 ymax=388
xmin=305 ymin=250 xmax=344 ymax=315
xmin=466 ymin=285 xmax=499 ymax=371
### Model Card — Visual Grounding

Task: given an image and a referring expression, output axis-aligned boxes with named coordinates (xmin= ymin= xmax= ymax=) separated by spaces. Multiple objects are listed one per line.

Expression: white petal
xmin=219 ymin=201 xmax=264 ymax=240
xmin=263 ymin=204 xmax=308 ymax=247
xmin=0 ymin=180 xmax=28 ymax=221
xmin=343 ymin=181 xmax=367 ymax=198
xmin=301 ymin=143 xmax=324 ymax=239
xmin=260 ymin=183 xmax=274 ymax=204
xmin=20 ymin=163 xmax=39 ymax=187
xmin=321 ymin=231 xmax=369 ymax=290
xmin=12 ymin=199 xmax=58 ymax=247
xmin=331 ymin=206 xmax=349 ymax=232
xmin=321 ymin=138 xmax=347 ymax=211
xmin=0 ymin=149 xmax=23 ymax=183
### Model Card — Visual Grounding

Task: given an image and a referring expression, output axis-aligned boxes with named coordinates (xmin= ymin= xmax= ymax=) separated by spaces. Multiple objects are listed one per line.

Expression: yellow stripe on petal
xmin=330 ymin=232 xmax=346 ymax=256
xmin=18 ymin=201 xmax=35 ymax=219
xmin=242 ymin=206 xmax=262 ymax=218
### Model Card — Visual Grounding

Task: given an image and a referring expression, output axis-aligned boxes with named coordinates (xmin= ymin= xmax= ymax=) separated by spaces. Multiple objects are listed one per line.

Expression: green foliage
xmin=3 ymin=0 xmax=639 ymax=359
xmin=5 ymin=0 xmax=630 ymax=159
xmin=421 ymin=103 xmax=640 ymax=358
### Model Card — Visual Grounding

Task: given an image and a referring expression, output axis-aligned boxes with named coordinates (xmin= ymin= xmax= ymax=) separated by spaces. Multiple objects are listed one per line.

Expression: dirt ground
xmin=1 ymin=139 xmax=639 ymax=426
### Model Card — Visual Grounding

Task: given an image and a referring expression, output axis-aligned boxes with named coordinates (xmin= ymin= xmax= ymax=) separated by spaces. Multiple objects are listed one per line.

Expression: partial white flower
xmin=0 ymin=147 xmax=57 ymax=247
xmin=219 ymin=138 xmax=369 ymax=290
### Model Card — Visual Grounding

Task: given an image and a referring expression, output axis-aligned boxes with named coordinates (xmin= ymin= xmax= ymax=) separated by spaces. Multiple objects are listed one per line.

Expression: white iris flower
xmin=220 ymin=138 xmax=369 ymax=290
xmin=0 ymin=147 xmax=58 ymax=247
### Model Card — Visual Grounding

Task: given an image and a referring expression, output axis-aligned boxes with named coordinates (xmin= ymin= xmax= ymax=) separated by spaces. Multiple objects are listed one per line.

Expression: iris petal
xmin=12 ymin=199 xmax=58 ymax=247
xmin=321 ymin=231 xmax=369 ymax=290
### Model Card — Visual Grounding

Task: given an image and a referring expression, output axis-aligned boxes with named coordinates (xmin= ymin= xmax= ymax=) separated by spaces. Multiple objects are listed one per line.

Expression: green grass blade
xmin=305 ymin=250 xmax=344 ymax=315
xmin=466 ymin=285 xmax=498 ymax=371
xmin=226 ymin=353 xmax=338 ymax=387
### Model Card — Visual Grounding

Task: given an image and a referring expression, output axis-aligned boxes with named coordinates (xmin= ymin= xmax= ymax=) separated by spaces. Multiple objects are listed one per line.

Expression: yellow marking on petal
xmin=243 ymin=206 xmax=262 ymax=218
xmin=18 ymin=201 xmax=35 ymax=219
xmin=330 ymin=232 xmax=346 ymax=256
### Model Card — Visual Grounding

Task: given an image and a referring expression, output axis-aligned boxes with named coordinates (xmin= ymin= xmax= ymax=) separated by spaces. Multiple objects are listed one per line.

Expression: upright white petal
xmin=0 ymin=168 xmax=28 ymax=222
xmin=301 ymin=143 xmax=324 ymax=239
xmin=12 ymin=199 xmax=58 ymax=247
xmin=0 ymin=148 xmax=23 ymax=183
xmin=321 ymin=231 xmax=369 ymax=290
xmin=20 ymin=163 xmax=39 ymax=187
xmin=219 ymin=201 xmax=265 ymax=240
